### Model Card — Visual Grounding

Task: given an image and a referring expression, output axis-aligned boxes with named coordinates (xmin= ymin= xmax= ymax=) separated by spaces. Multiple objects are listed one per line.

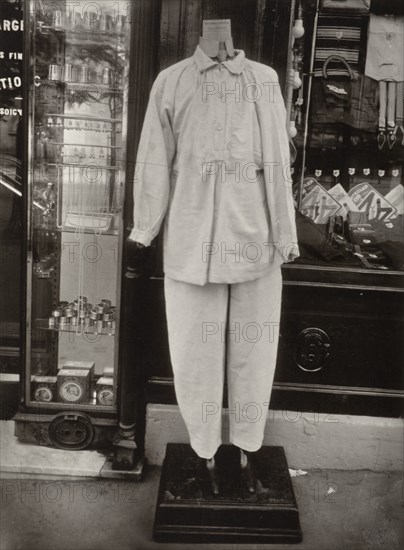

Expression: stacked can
xmin=48 ymin=297 xmax=116 ymax=334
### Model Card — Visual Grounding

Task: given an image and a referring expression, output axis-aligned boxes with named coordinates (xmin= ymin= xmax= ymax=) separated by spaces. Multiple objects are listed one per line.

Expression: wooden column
xmin=113 ymin=0 xmax=161 ymax=472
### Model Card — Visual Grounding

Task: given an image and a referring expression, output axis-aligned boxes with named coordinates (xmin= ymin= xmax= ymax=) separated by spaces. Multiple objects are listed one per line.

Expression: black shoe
xmin=240 ymin=452 xmax=257 ymax=494
xmin=201 ymin=459 xmax=220 ymax=496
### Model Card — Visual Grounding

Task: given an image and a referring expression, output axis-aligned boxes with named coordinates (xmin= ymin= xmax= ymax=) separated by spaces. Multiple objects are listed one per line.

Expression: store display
xmin=365 ymin=14 xmax=404 ymax=82
xmin=30 ymin=360 xmax=112 ymax=407
xmin=385 ymin=184 xmax=404 ymax=214
xmin=48 ymin=298 xmax=116 ymax=334
xmin=287 ymin=1 xmax=305 ymax=137
xmin=292 ymin=0 xmax=404 ymax=271
xmin=311 ymin=54 xmax=355 ymax=124
xmin=31 ymin=376 xmax=57 ymax=402
xmin=61 ymin=361 xmax=95 ymax=383
xmin=348 ymin=182 xmax=398 ymax=221
xmin=328 ymin=182 xmax=360 ymax=218
xmin=96 ymin=377 xmax=114 ymax=406
xmin=42 ymin=8 xmax=127 ymax=34
xmin=321 ymin=0 xmax=370 ymax=12
xmin=297 ymin=177 xmax=342 ymax=223
xmin=15 ymin=0 xmax=130 ymax=434
xmin=313 ymin=13 xmax=364 ymax=77
xmin=57 ymin=368 xmax=91 ymax=403
xmin=345 ymin=73 xmax=379 ymax=131
xmin=395 ymin=82 xmax=404 ymax=144
xmin=12 ymin=0 xmax=404 ymax=459
xmin=295 ymin=210 xmax=344 ymax=262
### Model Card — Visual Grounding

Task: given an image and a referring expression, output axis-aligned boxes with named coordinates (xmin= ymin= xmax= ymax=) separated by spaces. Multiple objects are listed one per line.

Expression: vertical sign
xmin=0 ymin=0 xmax=23 ymax=160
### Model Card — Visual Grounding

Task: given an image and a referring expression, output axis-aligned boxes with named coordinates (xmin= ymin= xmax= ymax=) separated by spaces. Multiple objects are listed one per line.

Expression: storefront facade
xmin=2 ymin=0 xmax=402 ymax=464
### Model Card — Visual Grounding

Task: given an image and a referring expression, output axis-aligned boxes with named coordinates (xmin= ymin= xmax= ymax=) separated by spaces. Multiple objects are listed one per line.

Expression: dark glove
xmin=126 ymin=239 xmax=149 ymax=278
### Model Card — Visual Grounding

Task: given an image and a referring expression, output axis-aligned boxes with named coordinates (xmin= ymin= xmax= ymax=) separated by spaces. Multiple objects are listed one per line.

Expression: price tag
xmin=203 ymin=19 xmax=232 ymax=40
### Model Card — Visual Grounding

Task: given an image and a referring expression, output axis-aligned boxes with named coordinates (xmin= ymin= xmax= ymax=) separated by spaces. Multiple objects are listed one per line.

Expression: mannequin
xmin=130 ymin=19 xmax=299 ymax=496
xmin=197 ymin=30 xmax=257 ymax=494
xmin=198 ymin=36 xmax=234 ymax=61
xmin=132 ymin=28 xmax=255 ymax=494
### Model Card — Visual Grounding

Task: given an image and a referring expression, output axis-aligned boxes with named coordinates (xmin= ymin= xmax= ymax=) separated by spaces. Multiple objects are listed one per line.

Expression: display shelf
xmin=49 ymin=142 xmax=122 ymax=150
xmin=47 ymin=162 xmax=121 ymax=170
xmin=41 ymin=80 xmax=125 ymax=94
xmin=38 ymin=24 xmax=126 ymax=42
xmin=32 ymin=225 xmax=120 ymax=236
xmin=26 ymin=400 xmax=115 ymax=412
xmin=40 ymin=323 xmax=116 ymax=337
xmin=45 ymin=113 xmax=121 ymax=123
xmin=16 ymin=0 xmax=130 ymax=450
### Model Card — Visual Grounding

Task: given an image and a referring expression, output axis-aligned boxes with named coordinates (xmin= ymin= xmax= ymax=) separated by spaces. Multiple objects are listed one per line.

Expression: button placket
xmin=217 ymin=72 xmax=227 ymax=150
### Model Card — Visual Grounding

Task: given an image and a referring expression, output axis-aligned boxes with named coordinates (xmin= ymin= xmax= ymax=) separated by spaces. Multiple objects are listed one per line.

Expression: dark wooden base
xmin=153 ymin=443 xmax=302 ymax=544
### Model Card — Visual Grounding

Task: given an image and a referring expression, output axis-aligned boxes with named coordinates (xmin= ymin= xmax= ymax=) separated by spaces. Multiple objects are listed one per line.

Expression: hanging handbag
xmin=345 ymin=73 xmax=379 ymax=132
xmin=313 ymin=13 xmax=364 ymax=78
xmin=311 ymin=55 xmax=355 ymax=124
xmin=321 ymin=0 xmax=370 ymax=13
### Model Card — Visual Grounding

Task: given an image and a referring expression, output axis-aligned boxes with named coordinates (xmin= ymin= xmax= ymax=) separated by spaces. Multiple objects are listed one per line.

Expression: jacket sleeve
xmin=259 ymin=68 xmax=300 ymax=263
xmin=129 ymin=77 xmax=176 ymax=246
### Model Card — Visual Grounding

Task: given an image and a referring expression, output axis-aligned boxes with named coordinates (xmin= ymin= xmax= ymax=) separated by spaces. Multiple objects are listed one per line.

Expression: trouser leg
xmin=164 ymin=276 xmax=228 ymax=459
xmin=227 ymin=267 xmax=283 ymax=452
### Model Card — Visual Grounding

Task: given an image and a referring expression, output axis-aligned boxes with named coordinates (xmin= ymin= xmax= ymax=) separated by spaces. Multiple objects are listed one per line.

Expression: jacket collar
xmin=193 ymin=45 xmax=246 ymax=75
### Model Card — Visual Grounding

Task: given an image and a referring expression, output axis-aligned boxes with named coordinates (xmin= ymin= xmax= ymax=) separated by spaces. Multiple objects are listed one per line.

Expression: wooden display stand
xmin=153 ymin=443 xmax=302 ymax=544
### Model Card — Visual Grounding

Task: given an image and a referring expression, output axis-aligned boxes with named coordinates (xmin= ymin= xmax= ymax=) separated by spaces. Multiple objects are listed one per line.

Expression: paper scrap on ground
xmin=289 ymin=468 xmax=308 ymax=477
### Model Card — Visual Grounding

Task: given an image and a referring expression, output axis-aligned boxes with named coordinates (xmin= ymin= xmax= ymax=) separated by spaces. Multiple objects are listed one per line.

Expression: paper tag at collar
xmin=203 ymin=19 xmax=232 ymax=41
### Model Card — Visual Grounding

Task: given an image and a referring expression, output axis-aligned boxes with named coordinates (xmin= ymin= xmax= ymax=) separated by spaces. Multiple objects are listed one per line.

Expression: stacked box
xmin=31 ymin=376 xmax=57 ymax=403
xmin=95 ymin=377 xmax=114 ymax=406
xmin=57 ymin=368 xmax=91 ymax=404
xmin=61 ymin=361 xmax=95 ymax=383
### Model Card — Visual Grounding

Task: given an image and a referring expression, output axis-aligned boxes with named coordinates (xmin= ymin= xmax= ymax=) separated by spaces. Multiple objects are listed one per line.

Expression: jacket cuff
xmin=277 ymin=242 xmax=300 ymax=263
xmin=128 ymin=228 xmax=153 ymax=247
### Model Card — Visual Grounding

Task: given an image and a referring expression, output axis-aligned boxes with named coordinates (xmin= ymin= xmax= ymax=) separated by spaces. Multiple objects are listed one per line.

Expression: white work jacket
xmin=130 ymin=45 xmax=299 ymax=285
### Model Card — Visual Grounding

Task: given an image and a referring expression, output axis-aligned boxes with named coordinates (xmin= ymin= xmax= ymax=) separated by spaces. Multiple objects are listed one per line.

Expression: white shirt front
xmin=130 ymin=45 xmax=299 ymax=285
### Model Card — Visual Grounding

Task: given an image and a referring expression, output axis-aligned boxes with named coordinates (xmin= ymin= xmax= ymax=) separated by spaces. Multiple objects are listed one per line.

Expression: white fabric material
xmin=130 ymin=45 xmax=299 ymax=285
xmin=164 ymin=266 xmax=283 ymax=459
xmin=365 ymin=14 xmax=404 ymax=82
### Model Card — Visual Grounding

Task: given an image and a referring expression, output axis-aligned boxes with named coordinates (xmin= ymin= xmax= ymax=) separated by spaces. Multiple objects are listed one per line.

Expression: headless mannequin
xmin=198 ymin=35 xmax=234 ymax=61
xmin=198 ymin=33 xmax=256 ymax=495
xmin=133 ymin=28 xmax=256 ymax=496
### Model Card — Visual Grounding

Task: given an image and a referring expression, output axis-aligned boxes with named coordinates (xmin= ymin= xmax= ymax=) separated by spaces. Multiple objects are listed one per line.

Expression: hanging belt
xmin=378 ymin=81 xmax=398 ymax=150
xmin=396 ymin=81 xmax=404 ymax=145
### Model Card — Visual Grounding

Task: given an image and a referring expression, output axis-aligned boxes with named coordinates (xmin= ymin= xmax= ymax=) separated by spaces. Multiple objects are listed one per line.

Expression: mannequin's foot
xmin=202 ymin=457 xmax=220 ymax=495
xmin=240 ymin=449 xmax=256 ymax=494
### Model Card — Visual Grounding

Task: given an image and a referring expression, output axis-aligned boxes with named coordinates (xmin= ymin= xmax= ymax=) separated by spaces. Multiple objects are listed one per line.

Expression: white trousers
xmin=164 ymin=267 xmax=283 ymax=459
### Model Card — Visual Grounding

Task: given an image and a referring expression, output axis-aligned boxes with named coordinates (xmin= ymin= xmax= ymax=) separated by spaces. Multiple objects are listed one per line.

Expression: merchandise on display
xmin=95 ymin=377 xmax=114 ymax=406
xmin=289 ymin=0 xmax=404 ymax=271
xmin=31 ymin=376 xmax=57 ymax=402
xmin=57 ymin=368 xmax=91 ymax=404
xmin=48 ymin=298 xmax=116 ymax=335
xmin=45 ymin=9 xmax=127 ymax=34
